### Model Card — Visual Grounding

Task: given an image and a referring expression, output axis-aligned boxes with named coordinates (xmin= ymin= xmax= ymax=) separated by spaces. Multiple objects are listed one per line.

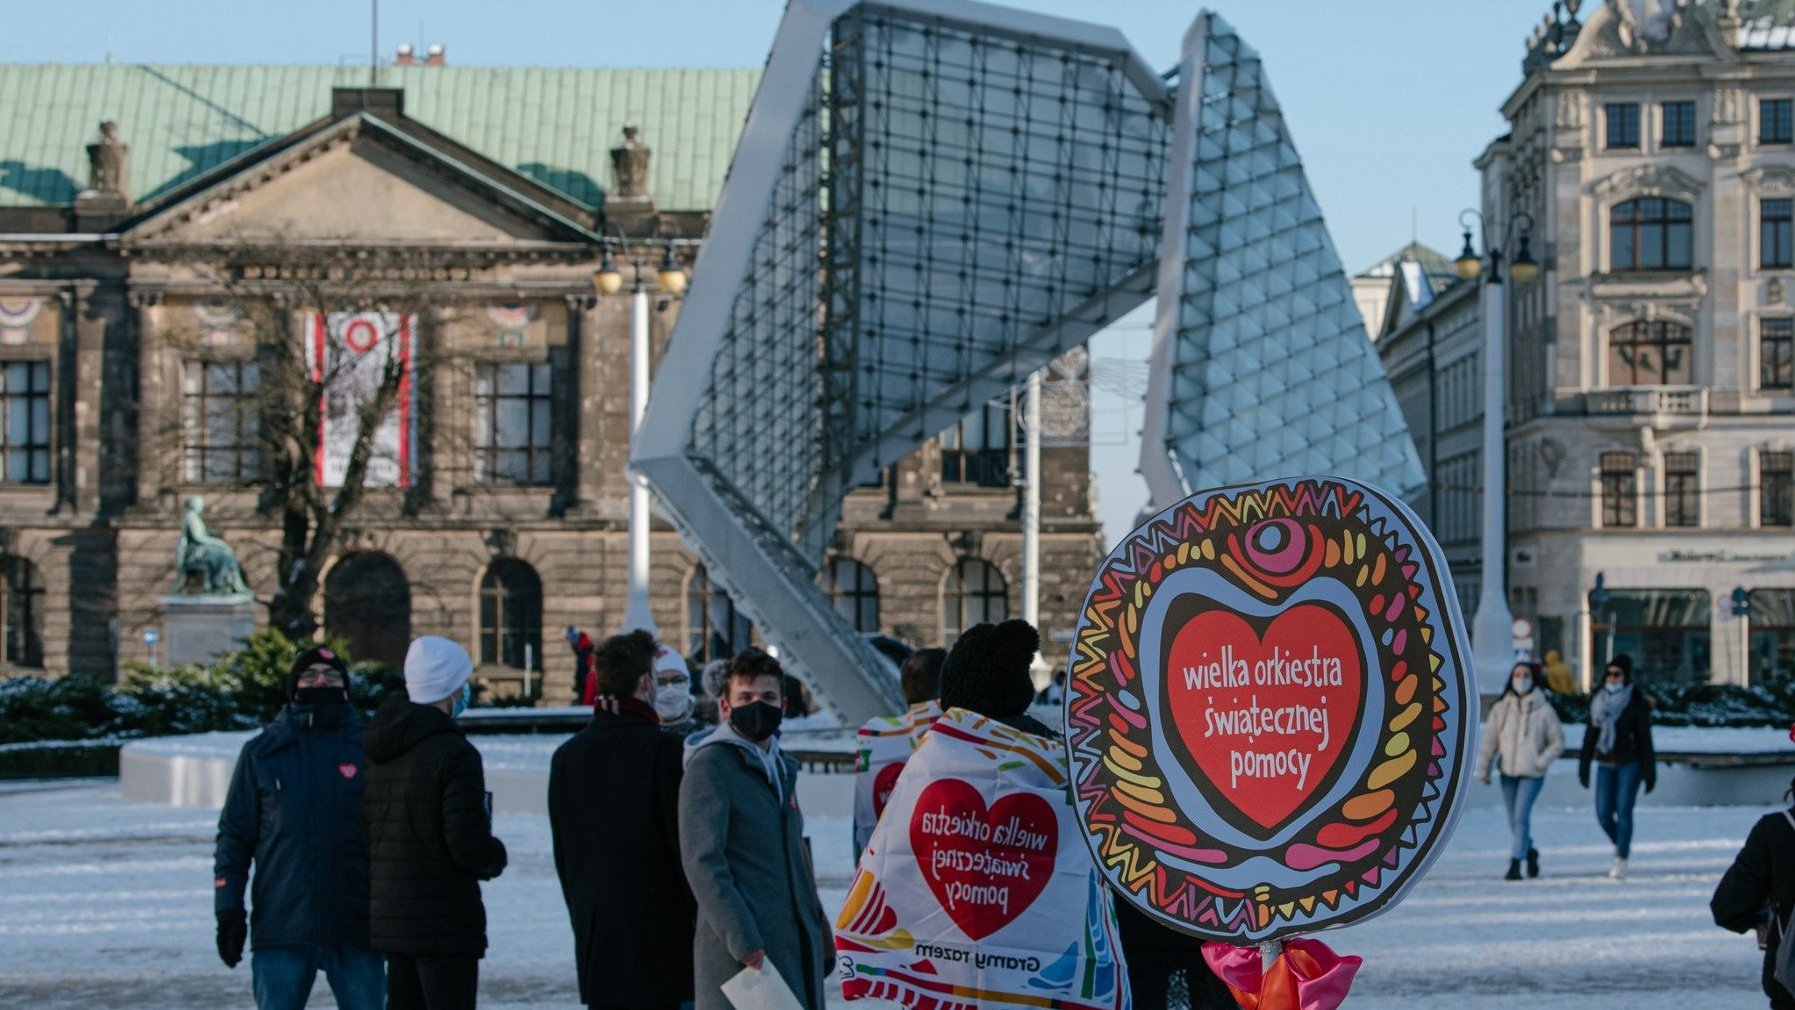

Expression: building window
xmin=1749 ymin=589 xmax=1795 ymax=684
xmin=1590 ymin=588 xmax=1711 ymax=685
xmin=1605 ymin=103 xmax=1640 ymax=148
xmin=1608 ymin=320 xmax=1693 ymax=385
xmin=479 ymin=559 xmax=542 ymax=672
xmin=822 ymin=556 xmax=880 ymax=633
xmin=940 ymin=400 xmax=1012 ymax=487
xmin=1600 ymin=452 xmax=1637 ymax=528
xmin=1763 ymin=451 xmax=1793 ymax=527
xmin=0 ymin=361 xmax=50 ymax=484
xmin=1662 ymin=451 xmax=1699 ymax=527
xmin=1610 ymin=198 xmax=1693 ymax=271
xmin=1661 ymin=101 xmax=1696 ymax=147
xmin=1762 ymin=98 xmax=1794 ymax=144
xmin=322 ymin=553 xmax=411 ymax=665
xmin=1764 ymin=317 xmax=1794 ymax=389
xmin=1765 ymin=199 xmax=1794 ymax=269
xmin=473 ymin=362 xmax=553 ymax=485
xmin=182 ymin=361 xmax=261 ymax=483
xmin=687 ymin=564 xmax=751 ymax=663
xmin=942 ymin=558 xmax=1007 ymax=642
xmin=2 ymin=557 xmax=43 ymax=668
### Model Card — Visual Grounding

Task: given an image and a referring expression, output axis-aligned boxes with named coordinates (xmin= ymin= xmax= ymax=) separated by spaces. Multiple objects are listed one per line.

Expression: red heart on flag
xmin=339 ymin=763 xmax=358 ymax=780
xmin=908 ymin=779 xmax=1056 ymax=940
xmin=1165 ymin=605 xmax=1365 ymax=834
xmin=872 ymin=761 xmax=906 ymax=817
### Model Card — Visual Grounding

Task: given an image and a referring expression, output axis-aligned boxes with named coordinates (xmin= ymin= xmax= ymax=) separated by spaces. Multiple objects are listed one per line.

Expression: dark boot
xmin=1526 ymin=847 xmax=1539 ymax=878
xmin=1505 ymin=859 xmax=1523 ymax=880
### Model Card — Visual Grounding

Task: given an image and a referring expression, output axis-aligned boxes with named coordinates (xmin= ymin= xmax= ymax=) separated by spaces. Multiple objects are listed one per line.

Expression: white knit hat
xmin=652 ymin=642 xmax=689 ymax=680
xmin=404 ymin=636 xmax=473 ymax=704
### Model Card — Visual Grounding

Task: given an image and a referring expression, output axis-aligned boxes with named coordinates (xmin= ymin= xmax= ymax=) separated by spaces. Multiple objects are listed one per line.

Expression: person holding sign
xmin=679 ymin=648 xmax=832 ymax=1010
xmin=1579 ymin=653 xmax=1656 ymax=880
xmin=1476 ymin=661 xmax=1565 ymax=880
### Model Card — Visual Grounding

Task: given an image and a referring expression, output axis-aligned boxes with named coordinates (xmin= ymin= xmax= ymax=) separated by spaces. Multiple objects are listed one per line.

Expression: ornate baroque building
xmin=1380 ymin=0 xmax=1795 ymax=688
xmin=0 ymin=62 xmax=1101 ymax=696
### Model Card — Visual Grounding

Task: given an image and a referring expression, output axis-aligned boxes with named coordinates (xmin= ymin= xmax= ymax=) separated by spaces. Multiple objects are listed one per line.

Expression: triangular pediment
xmin=1556 ymin=0 xmax=1739 ymax=67
xmin=124 ymin=115 xmax=599 ymax=248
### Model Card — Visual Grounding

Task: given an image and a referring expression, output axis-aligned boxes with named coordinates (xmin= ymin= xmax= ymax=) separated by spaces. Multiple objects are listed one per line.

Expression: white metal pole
xmin=1023 ymin=370 xmax=1047 ymax=680
xmin=621 ymin=277 xmax=659 ymax=636
xmin=1471 ymin=276 xmax=1515 ymax=696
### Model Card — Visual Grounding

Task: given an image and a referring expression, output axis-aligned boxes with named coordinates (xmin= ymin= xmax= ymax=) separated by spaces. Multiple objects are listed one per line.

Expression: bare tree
xmin=153 ymin=239 xmax=471 ymax=639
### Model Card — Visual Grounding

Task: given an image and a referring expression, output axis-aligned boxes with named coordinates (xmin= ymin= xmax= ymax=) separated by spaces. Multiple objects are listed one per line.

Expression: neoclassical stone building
xmin=0 ymin=63 xmax=1102 ymax=698
xmin=1380 ymin=0 xmax=1795 ymax=688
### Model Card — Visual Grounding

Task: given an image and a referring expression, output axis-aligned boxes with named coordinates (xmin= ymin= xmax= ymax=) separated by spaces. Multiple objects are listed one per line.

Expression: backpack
xmin=1774 ymin=811 xmax=1795 ymax=998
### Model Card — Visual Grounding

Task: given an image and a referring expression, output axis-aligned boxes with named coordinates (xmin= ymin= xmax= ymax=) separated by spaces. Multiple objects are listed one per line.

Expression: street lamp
xmin=1589 ymin=571 xmax=1611 ymax=687
xmin=592 ymin=236 xmax=690 ymax=637
xmin=1457 ymin=206 xmax=1539 ymax=696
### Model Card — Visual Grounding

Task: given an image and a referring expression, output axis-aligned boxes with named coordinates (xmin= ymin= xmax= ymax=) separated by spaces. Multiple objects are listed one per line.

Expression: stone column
xmin=127 ymin=290 xmax=163 ymax=510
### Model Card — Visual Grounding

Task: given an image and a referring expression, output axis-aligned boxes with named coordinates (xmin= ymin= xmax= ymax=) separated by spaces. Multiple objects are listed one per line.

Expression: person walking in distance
xmin=549 ymin=629 xmax=696 ymax=1010
xmin=364 ymin=637 xmax=508 ymax=1010
xmin=1579 ymin=653 xmax=1655 ymax=880
xmin=1477 ymin=661 xmax=1565 ymax=880
xmin=679 ymin=648 xmax=832 ymax=1009
xmin=213 ymin=646 xmax=383 ymax=1010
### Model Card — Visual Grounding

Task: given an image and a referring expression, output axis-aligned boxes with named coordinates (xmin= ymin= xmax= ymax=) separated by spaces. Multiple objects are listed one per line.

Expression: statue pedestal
xmin=160 ymin=594 xmax=257 ymax=667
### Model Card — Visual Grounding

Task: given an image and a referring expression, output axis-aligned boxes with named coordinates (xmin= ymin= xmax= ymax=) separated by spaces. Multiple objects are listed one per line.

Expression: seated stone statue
xmin=174 ymin=496 xmax=250 ymax=595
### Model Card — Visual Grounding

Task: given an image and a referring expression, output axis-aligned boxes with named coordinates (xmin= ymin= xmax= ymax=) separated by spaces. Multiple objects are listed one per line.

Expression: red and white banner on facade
xmin=305 ymin=312 xmax=415 ymax=488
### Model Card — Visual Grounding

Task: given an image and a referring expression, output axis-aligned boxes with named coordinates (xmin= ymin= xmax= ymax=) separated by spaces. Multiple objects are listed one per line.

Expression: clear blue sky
xmin=4 ymin=0 xmax=1554 ymax=543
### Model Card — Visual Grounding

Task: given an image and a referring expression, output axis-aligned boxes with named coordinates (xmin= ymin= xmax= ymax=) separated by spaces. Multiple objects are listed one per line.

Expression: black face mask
xmin=728 ymin=700 xmax=783 ymax=742
xmin=293 ymin=686 xmax=348 ymax=708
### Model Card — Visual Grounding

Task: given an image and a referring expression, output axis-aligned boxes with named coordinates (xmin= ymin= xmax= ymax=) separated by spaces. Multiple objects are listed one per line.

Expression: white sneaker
xmin=1608 ymin=856 xmax=1627 ymax=880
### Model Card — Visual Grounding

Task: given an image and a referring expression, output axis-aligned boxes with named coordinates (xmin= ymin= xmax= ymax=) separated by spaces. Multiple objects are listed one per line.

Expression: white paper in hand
xmin=721 ymin=960 xmax=804 ymax=1010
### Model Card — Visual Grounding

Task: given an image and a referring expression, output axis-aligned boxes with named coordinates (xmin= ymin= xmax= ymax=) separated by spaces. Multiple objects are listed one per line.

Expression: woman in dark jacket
xmin=1711 ymin=776 xmax=1795 ymax=1009
xmin=1578 ymin=652 xmax=1655 ymax=880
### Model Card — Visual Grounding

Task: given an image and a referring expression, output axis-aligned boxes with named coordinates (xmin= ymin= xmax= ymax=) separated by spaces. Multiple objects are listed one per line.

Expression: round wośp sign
xmin=1065 ymin=477 xmax=1475 ymax=943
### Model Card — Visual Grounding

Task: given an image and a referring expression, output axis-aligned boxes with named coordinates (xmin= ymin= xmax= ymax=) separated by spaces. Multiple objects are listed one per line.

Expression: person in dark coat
xmin=364 ymin=637 xmax=508 ymax=1010
xmin=1713 ymin=775 xmax=1795 ymax=1009
xmin=214 ymin=645 xmax=384 ymax=1010
xmin=549 ymin=629 xmax=696 ymax=1009
xmin=1578 ymin=652 xmax=1656 ymax=880
xmin=679 ymin=648 xmax=832 ymax=1010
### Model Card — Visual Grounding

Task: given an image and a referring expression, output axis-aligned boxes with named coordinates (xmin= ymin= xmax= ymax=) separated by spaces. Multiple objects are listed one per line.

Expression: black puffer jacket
xmin=363 ymin=697 xmax=508 ymax=957
xmin=1713 ymin=808 xmax=1795 ymax=1008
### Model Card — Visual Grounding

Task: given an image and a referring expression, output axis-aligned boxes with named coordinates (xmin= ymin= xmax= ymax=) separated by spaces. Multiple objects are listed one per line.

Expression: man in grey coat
xmin=678 ymin=648 xmax=832 ymax=1010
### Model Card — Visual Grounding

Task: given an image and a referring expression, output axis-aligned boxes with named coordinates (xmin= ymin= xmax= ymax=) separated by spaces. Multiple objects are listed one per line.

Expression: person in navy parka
xmin=213 ymin=645 xmax=383 ymax=1010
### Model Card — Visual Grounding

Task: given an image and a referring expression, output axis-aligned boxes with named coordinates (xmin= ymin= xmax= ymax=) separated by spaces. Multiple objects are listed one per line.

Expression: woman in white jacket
xmin=1477 ymin=661 xmax=1566 ymax=880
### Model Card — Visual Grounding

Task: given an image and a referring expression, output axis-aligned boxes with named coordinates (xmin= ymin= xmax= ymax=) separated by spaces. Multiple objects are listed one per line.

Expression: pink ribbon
xmin=1201 ymin=937 xmax=1362 ymax=1010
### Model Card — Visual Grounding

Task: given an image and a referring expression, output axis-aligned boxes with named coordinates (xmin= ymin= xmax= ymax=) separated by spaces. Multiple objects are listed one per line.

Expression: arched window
xmin=822 ymin=557 xmax=880 ymax=633
xmin=1609 ymin=320 xmax=1692 ymax=385
xmin=687 ymin=564 xmax=751 ymax=663
xmin=942 ymin=558 xmax=1007 ymax=642
xmin=323 ymin=553 xmax=411 ymax=665
xmin=1610 ymin=197 xmax=1693 ymax=271
xmin=2 ymin=557 xmax=44 ymax=668
xmin=479 ymin=559 xmax=542 ymax=671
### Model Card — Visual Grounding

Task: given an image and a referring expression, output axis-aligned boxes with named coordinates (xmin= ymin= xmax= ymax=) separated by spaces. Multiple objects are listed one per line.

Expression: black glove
xmin=216 ymin=909 xmax=247 ymax=968
xmin=1644 ymin=776 xmax=1656 ymax=794
xmin=1577 ymin=766 xmax=1590 ymax=789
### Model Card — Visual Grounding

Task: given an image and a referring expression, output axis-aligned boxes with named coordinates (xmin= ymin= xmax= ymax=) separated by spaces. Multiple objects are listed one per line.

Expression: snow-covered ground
xmin=0 ymin=777 xmax=1778 ymax=1009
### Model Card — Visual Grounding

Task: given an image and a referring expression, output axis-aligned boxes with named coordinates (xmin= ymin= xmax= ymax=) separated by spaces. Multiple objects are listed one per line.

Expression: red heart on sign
xmin=908 ymin=779 xmax=1057 ymax=940
xmin=1164 ymin=605 xmax=1364 ymax=834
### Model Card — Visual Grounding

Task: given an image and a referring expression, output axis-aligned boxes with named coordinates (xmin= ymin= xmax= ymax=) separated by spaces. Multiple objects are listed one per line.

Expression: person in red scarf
xmin=548 ymin=630 xmax=696 ymax=1009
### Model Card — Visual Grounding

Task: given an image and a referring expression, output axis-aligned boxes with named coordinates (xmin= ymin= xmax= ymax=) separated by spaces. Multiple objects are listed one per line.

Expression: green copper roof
xmin=0 ymin=64 xmax=761 ymax=210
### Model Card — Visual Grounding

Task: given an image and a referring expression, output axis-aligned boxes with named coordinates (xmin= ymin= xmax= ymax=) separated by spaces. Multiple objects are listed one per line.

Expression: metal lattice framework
xmin=1140 ymin=13 xmax=1425 ymax=508
xmin=638 ymin=2 xmax=1422 ymax=721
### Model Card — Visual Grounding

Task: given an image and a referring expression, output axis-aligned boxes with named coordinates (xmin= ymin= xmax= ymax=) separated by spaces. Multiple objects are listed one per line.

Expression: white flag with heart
xmin=834 ymin=706 xmax=1130 ymax=1010
xmin=852 ymin=699 xmax=942 ymax=862
xmin=305 ymin=312 xmax=415 ymax=487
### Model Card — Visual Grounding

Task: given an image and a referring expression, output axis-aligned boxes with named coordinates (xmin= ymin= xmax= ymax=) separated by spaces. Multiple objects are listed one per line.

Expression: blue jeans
xmin=251 ymin=944 xmax=385 ymax=1010
xmin=1594 ymin=761 xmax=1643 ymax=859
xmin=1498 ymin=773 xmax=1544 ymax=861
